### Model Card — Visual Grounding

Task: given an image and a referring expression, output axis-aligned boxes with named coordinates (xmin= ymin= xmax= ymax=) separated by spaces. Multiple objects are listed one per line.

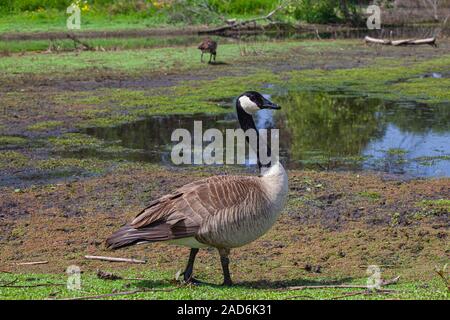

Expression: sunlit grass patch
xmin=0 ymin=271 xmax=447 ymax=300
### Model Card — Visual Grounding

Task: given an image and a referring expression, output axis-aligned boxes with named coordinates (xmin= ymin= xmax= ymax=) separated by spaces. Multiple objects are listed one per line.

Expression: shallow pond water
xmin=84 ymin=91 xmax=450 ymax=178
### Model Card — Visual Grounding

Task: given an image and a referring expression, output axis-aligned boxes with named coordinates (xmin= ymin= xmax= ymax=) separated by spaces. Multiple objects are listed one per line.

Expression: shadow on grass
xmin=208 ymin=61 xmax=229 ymax=66
xmin=132 ymin=277 xmax=355 ymax=290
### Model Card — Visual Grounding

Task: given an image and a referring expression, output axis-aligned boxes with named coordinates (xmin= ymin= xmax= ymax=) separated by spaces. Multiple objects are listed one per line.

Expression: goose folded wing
xmin=131 ymin=175 xmax=260 ymax=228
xmin=106 ymin=176 xmax=262 ymax=249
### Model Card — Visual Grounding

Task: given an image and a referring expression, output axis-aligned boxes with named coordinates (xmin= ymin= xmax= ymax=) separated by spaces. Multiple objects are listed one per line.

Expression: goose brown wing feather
xmin=130 ymin=175 xmax=261 ymax=229
xmin=106 ymin=175 xmax=266 ymax=249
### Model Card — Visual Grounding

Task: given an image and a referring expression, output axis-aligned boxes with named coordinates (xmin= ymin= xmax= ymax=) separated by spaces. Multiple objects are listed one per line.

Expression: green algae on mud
xmin=286 ymin=54 xmax=450 ymax=103
xmin=27 ymin=120 xmax=64 ymax=131
xmin=0 ymin=150 xmax=29 ymax=169
xmin=0 ymin=136 xmax=27 ymax=146
xmin=59 ymin=71 xmax=282 ymax=128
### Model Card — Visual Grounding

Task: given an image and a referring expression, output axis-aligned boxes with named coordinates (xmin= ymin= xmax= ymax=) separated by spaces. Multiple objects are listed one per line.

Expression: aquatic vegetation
xmin=286 ymin=54 xmax=450 ymax=103
xmin=0 ymin=136 xmax=27 ymax=146
xmin=27 ymin=120 xmax=64 ymax=131
xmin=386 ymin=148 xmax=408 ymax=156
xmin=48 ymin=133 xmax=104 ymax=150
xmin=0 ymin=151 xmax=29 ymax=169
xmin=36 ymin=158 xmax=110 ymax=174
xmin=416 ymin=199 xmax=450 ymax=217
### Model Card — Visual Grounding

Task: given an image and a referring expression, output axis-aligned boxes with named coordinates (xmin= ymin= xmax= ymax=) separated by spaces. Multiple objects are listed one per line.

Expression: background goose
xmin=198 ymin=38 xmax=217 ymax=63
xmin=106 ymin=91 xmax=288 ymax=286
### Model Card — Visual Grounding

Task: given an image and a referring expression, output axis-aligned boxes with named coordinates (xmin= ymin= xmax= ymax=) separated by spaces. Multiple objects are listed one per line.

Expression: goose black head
xmin=237 ymin=91 xmax=280 ymax=115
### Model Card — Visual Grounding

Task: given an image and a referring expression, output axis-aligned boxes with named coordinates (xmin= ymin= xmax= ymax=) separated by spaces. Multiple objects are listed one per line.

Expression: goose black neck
xmin=236 ymin=102 xmax=272 ymax=170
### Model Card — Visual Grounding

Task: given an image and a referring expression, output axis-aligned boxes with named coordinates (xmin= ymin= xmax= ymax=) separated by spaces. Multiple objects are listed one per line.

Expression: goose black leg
xmin=200 ymin=52 xmax=204 ymax=63
xmin=218 ymin=248 xmax=232 ymax=286
xmin=183 ymin=248 xmax=201 ymax=284
xmin=209 ymin=53 xmax=213 ymax=64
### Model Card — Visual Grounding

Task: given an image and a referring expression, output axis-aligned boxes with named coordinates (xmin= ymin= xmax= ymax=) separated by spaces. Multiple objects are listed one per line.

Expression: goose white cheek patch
xmin=239 ymin=96 xmax=259 ymax=114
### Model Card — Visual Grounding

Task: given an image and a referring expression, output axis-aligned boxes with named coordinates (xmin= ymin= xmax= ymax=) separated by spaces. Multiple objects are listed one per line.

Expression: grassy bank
xmin=0 ymin=272 xmax=447 ymax=299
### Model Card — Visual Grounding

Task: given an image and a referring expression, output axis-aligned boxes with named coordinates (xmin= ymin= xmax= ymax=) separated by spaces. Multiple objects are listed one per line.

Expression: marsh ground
xmin=0 ymin=34 xmax=449 ymax=299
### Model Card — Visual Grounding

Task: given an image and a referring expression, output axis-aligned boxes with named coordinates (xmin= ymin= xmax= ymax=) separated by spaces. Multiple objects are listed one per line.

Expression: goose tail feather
xmin=105 ymin=222 xmax=198 ymax=250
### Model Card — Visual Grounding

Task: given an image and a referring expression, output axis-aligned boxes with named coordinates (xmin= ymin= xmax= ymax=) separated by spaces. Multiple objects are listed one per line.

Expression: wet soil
xmin=0 ymin=165 xmax=448 ymax=282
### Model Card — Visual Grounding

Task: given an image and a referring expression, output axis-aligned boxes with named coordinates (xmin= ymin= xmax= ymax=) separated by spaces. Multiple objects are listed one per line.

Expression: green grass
xmin=0 ymin=271 xmax=447 ymax=300
xmin=0 ymin=40 xmax=303 ymax=75
xmin=0 ymin=36 xmax=206 ymax=53
xmin=0 ymin=11 xmax=172 ymax=33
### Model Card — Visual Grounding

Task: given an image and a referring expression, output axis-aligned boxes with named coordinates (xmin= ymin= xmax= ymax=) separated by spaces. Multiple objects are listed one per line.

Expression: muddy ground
xmin=0 ymin=37 xmax=449 ymax=288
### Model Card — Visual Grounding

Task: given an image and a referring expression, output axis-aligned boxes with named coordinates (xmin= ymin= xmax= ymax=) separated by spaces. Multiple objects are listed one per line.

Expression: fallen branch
xmin=365 ymin=36 xmax=437 ymax=47
xmin=434 ymin=264 xmax=449 ymax=291
xmin=85 ymin=255 xmax=146 ymax=264
xmin=0 ymin=279 xmax=18 ymax=287
xmin=15 ymin=261 xmax=48 ymax=266
xmin=56 ymin=287 xmax=177 ymax=300
xmin=1 ymin=283 xmax=65 ymax=288
xmin=279 ymin=276 xmax=400 ymax=291
xmin=199 ymin=2 xmax=289 ymax=34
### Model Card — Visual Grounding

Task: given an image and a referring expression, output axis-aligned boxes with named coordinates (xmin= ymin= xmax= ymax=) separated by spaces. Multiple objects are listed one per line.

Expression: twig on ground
xmin=56 ymin=287 xmax=178 ymax=300
xmin=85 ymin=255 xmax=146 ymax=264
xmin=279 ymin=276 xmax=400 ymax=291
xmin=284 ymin=294 xmax=315 ymax=300
xmin=0 ymin=278 xmax=18 ymax=287
xmin=15 ymin=261 xmax=48 ymax=266
xmin=434 ymin=264 xmax=449 ymax=291
xmin=381 ymin=276 xmax=400 ymax=286
xmin=330 ymin=289 xmax=398 ymax=300
xmin=1 ymin=283 xmax=65 ymax=288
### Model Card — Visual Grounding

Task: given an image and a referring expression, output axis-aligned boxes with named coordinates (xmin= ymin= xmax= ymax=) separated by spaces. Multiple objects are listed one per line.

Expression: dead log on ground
xmin=199 ymin=3 xmax=288 ymax=35
xmin=365 ymin=36 xmax=437 ymax=47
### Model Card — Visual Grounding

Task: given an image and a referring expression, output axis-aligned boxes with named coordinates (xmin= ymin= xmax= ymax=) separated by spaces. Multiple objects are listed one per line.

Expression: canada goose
xmin=198 ymin=38 xmax=217 ymax=63
xmin=106 ymin=92 xmax=288 ymax=286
